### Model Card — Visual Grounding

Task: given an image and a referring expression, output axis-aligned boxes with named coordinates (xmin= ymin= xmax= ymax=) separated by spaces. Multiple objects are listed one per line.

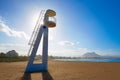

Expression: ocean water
xmin=55 ymin=58 xmax=120 ymax=62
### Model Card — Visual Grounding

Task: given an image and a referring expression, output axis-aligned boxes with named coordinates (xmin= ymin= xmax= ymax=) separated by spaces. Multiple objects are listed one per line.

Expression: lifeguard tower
xmin=25 ymin=9 xmax=56 ymax=73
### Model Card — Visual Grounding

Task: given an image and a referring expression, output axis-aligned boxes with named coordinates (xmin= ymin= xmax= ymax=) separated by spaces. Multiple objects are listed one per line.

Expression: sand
xmin=0 ymin=61 xmax=120 ymax=80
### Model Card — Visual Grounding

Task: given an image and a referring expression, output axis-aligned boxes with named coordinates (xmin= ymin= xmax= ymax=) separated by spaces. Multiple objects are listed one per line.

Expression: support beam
xmin=25 ymin=25 xmax=48 ymax=73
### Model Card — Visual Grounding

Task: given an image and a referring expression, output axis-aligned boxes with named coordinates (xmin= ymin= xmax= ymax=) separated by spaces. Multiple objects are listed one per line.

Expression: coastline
xmin=54 ymin=58 xmax=120 ymax=62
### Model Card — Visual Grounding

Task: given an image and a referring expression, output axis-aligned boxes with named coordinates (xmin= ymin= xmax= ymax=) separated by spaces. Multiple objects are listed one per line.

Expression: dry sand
xmin=0 ymin=61 xmax=120 ymax=80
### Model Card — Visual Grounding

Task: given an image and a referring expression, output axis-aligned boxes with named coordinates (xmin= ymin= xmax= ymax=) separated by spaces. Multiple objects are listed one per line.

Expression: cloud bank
xmin=58 ymin=41 xmax=74 ymax=46
xmin=0 ymin=44 xmax=29 ymax=56
xmin=0 ymin=17 xmax=29 ymax=40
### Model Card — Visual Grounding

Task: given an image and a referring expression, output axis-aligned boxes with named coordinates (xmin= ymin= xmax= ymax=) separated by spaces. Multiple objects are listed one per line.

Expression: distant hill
xmin=82 ymin=52 xmax=101 ymax=58
xmin=6 ymin=50 xmax=18 ymax=57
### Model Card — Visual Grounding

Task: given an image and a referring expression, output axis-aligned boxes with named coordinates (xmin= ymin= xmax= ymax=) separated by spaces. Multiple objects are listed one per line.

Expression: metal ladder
xmin=27 ymin=10 xmax=46 ymax=56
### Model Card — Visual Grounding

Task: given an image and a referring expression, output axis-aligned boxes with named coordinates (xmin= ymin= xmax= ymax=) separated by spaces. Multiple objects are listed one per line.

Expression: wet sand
xmin=0 ymin=61 xmax=120 ymax=80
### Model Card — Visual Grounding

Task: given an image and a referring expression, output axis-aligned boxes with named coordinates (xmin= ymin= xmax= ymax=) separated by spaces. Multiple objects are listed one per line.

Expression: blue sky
xmin=0 ymin=0 xmax=120 ymax=56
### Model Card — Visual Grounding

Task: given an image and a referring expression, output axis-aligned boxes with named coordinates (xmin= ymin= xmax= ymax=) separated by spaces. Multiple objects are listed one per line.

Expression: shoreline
xmin=53 ymin=59 xmax=120 ymax=63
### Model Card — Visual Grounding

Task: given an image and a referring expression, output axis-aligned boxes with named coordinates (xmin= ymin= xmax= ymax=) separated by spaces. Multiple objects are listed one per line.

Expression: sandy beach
xmin=0 ymin=61 xmax=120 ymax=80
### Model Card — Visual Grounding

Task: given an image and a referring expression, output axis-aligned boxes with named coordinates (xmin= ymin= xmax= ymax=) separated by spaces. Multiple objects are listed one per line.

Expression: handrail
xmin=27 ymin=10 xmax=46 ymax=56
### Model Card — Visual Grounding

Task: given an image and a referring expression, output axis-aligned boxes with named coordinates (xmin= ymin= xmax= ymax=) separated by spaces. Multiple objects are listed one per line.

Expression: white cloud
xmin=0 ymin=17 xmax=29 ymax=40
xmin=48 ymin=48 xmax=90 ymax=57
xmin=1 ymin=43 xmax=119 ymax=57
xmin=58 ymin=41 xmax=74 ymax=46
xmin=70 ymin=48 xmax=91 ymax=56
xmin=0 ymin=44 xmax=29 ymax=56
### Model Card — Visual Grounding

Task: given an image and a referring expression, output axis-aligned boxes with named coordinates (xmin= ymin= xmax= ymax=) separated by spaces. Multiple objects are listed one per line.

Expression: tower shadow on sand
xmin=20 ymin=71 xmax=53 ymax=80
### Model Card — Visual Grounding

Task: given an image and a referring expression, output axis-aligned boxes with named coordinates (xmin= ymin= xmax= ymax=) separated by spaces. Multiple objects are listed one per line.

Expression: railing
xmin=27 ymin=10 xmax=46 ymax=56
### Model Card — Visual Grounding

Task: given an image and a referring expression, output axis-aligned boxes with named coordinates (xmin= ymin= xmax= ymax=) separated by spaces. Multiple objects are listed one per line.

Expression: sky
xmin=0 ymin=0 xmax=120 ymax=57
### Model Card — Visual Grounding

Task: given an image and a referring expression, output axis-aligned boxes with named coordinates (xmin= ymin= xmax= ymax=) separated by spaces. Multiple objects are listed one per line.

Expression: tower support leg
xmin=25 ymin=25 xmax=48 ymax=73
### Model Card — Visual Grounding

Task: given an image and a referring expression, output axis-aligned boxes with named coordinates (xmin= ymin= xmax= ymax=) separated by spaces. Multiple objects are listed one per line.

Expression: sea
xmin=55 ymin=58 xmax=120 ymax=62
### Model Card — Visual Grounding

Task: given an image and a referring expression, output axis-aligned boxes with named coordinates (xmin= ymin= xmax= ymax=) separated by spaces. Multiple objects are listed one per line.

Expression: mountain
xmin=82 ymin=52 xmax=101 ymax=58
xmin=6 ymin=50 xmax=18 ymax=57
